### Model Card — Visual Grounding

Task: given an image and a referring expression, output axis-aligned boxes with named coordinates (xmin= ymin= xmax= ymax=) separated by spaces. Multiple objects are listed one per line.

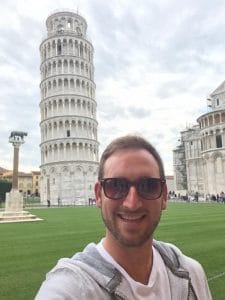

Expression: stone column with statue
xmin=5 ymin=131 xmax=28 ymax=212
xmin=0 ymin=131 xmax=42 ymax=223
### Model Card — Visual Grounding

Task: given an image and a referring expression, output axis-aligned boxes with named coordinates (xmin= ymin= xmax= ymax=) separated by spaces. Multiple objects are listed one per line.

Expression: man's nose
xmin=122 ymin=186 xmax=142 ymax=210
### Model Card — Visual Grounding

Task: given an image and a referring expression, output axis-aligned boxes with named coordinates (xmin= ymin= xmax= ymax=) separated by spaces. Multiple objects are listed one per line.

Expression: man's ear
xmin=95 ymin=181 xmax=102 ymax=208
xmin=161 ymin=183 xmax=168 ymax=210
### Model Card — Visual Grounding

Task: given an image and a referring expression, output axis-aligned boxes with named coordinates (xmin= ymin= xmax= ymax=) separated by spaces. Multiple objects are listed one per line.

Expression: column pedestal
xmin=0 ymin=190 xmax=42 ymax=223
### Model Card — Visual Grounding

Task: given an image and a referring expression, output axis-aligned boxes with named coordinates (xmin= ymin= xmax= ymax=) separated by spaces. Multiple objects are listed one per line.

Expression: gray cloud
xmin=127 ymin=106 xmax=151 ymax=118
xmin=1 ymin=0 xmax=225 ymax=175
xmin=98 ymin=100 xmax=127 ymax=121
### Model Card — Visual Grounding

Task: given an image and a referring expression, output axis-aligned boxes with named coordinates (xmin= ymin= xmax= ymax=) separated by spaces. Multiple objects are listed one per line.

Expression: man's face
xmin=95 ymin=149 xmax=167 ymax=248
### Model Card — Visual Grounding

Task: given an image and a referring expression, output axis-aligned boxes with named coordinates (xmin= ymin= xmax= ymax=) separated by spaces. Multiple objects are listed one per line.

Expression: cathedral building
xmin=39 ymin=11 xmax=99 ymax=205
xmin=174 ymin=81 xmax=225 ymax=198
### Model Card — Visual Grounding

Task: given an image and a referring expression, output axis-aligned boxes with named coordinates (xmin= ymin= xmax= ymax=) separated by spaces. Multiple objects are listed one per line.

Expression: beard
xmin=101 ymin=209 xmax=161 ymax=248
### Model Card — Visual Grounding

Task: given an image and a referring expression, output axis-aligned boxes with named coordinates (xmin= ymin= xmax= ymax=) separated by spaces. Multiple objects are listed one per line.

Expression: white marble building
xmin=174 ymin=81 xmax=225 ymax=198
xmin=39 ymin=11 xmax=99 ymax=205
xmin=173 ymin=125 xmax=204 ymax=196
xmin=197 ymin=82 xmax=225 ymax=195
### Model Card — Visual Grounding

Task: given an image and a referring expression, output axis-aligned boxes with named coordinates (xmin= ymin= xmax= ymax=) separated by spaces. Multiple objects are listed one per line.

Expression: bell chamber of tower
xmin=39 ymin=11 xmax=99 ymax=206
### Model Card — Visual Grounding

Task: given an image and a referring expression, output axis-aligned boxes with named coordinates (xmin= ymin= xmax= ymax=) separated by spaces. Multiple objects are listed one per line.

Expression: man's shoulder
xmin=35 ymin=243 xmax=112 ymax=300
xmin=153 ymin=240 xmax=212 ymax=300
xmin=50 ymin=243 xmax=101 ymax=274
xmin=153 ymin=240 xmax=203 ymax=274
xmin=153 ymin=239 xmax=209 ymax=286
xmin=153 ymin=240 xmax=181 ymax=268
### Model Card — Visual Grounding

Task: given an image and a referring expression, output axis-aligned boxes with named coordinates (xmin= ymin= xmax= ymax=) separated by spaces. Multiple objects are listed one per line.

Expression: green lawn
xmin=0 ymin=203 xmax=224 ymax=299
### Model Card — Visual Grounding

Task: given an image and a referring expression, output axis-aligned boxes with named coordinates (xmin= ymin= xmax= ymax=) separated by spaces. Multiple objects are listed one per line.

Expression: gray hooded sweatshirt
xmin=35 ymin=240 xmax=212 ymax=300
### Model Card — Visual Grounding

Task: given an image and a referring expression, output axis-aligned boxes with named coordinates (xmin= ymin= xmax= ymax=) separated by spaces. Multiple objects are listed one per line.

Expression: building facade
xmin=0 ymin=168 xmax=41 ymax=196
xmin=174 ymin=81 xmax=225 ymax=198
xmin=197 ymin=81 xmax=225 ymax=195
xmin=31 ymin=171 xmax=41 ymax=196
xmin=165 ymin=175 xmax=175 ymax=194
xmin=173 ymin=141 xmax=187 ymax=194
xmin=39 ymin=11 xmax=99 ymax=205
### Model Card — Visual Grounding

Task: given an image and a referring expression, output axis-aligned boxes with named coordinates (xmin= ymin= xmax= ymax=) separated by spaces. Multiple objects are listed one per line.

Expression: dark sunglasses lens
xmin=137 ymin=178 xmax=162 ymax=199
xmin=103 ymin=178 xmax=128 ymax=199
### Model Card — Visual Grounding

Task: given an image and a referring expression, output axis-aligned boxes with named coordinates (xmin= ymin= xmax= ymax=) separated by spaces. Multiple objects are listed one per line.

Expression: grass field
xmin=0 ymin=202 xmax=224 ymax=299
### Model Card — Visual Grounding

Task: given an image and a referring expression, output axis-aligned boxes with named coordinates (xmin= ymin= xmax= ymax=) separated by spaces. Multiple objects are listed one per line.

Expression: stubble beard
xmin=101 ymin=209 xmax=162 ymax=248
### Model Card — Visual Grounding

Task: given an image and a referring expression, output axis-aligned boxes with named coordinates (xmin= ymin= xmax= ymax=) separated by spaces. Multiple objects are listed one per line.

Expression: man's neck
xmin=103 ymin=237 xmax=153 ymax=284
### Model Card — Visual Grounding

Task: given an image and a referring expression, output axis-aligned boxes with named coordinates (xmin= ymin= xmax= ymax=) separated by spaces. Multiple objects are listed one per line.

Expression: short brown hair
xmin=98 ymin=135 xmax=165 ymax=179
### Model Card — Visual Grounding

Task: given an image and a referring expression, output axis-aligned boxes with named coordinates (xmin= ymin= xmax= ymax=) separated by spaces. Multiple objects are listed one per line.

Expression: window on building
xmin=57 ymin=24 xmax=64 ymax=33
xmin=67 ymin=20 xmax=72 ymax=29
xmin=216 ymin=135 xmax=222 ymax=148
xmin=67 ymin=130 xmax=70 ymax=137
xmin=57 ymin=43 xmax=61 ymax=55
xmin=76 ymin=27 xmax=81 ymax=35
xmin=216 ymin=98 xmax=220 ymax=106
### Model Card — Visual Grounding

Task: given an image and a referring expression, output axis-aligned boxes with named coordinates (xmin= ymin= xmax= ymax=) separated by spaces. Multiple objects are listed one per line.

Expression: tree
xmin=0 ymin=180 xmax=12 ymax=202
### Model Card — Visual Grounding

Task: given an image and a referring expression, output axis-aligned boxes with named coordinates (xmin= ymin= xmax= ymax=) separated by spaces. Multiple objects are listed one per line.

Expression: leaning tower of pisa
xmin=39 ymin=11 xmax=99 ymax=205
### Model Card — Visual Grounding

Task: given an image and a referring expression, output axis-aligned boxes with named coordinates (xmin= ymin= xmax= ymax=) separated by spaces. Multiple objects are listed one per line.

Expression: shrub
xmin=0 ymin=180 xmax=12 ymax=202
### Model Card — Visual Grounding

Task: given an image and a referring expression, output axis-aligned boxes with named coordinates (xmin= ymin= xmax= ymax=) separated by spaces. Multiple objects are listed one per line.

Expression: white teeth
xmin=119 ymin=214 xmax=143 ymax=220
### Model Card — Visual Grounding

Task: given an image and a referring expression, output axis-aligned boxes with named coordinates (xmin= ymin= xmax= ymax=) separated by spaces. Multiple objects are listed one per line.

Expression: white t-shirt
xmin=96 ymin=240 xmax=171 ymax=300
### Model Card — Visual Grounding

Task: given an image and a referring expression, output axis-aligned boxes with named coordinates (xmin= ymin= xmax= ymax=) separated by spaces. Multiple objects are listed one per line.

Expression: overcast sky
xmin=1 ymin=0 xmax=225 ymax=175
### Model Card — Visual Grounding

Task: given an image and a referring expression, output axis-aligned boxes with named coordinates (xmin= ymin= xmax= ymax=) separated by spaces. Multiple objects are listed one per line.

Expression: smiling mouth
xmin=118 ymin=214 xmax=145 ymax=221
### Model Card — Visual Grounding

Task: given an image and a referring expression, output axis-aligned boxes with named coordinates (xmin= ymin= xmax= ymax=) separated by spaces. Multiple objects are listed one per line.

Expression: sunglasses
xmin=100 ymin=177 xmax=166 ymax=200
